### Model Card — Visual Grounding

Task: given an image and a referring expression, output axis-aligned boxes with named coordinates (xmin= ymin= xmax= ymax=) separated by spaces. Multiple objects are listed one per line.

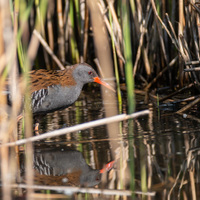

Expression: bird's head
xmin=73 ymin=63 xmax=115 ymax=92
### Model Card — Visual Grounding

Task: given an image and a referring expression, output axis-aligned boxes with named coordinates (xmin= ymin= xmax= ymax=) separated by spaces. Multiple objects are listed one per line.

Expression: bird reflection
xmin=20 ymin=146 xmax=114 ymax=187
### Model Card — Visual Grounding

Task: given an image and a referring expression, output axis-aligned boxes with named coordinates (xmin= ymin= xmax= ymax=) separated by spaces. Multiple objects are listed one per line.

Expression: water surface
xmin=18 ymin=90 xmax=200 ymax=199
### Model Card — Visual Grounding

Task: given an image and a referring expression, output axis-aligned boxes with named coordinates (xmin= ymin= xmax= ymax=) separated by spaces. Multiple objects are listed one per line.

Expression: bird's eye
xmin=88 ymin=71 xmax=92 ymax=75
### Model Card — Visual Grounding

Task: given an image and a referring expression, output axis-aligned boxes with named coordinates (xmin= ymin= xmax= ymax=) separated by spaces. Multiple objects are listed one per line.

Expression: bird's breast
xmin=32 ymin=84 xmax=82 ymax=114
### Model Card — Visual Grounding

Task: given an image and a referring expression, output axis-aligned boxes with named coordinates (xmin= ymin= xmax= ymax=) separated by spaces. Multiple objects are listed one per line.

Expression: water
xmin=16 ymin=90 xmax=200 ymax=199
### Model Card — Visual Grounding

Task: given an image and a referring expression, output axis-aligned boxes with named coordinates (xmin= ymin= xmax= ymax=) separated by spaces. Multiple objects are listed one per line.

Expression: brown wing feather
xmin=30 ymin=65 xmax=78 ymax=93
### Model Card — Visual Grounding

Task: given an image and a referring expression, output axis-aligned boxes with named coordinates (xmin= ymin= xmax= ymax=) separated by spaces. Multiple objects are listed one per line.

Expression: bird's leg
xmin=34 ymin=122 xmax=40 ymax=135
xmin=17 ymin=114 xmax=23 ymax=122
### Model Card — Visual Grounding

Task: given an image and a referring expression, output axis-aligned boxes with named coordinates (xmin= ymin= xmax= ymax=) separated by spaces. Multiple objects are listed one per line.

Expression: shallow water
xmin=16 ymin=89 xmax=200 ymax=199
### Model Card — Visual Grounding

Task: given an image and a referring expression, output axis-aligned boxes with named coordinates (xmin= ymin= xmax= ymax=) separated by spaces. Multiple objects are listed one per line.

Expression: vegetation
xmin=0 ymin=0 xmax=199 ymax=199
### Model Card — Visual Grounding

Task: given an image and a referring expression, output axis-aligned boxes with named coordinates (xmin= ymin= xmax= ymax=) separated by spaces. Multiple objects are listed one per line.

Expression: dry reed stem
xmin=79 ymin=0 xmax=86 ymax=62
xmin=151 ymin=0 xmax=179 ymax=51
xmin=86 ymin=0 xmax=124 ymax=190
xmin=135 ymin=1 xmax=152 ymax=77
xmin=165 ymin=13 xmax=179 ymax=50
xmin=47 ymin=2 xmax=55 ymax=53
xmin=22 ymin=4 xmax=49 ymax=197
xmin=176 ymin=96 xmax=200 ymax=113
xmin=179 ymin=35 xmax=200 ymax=90
xmin=0 ymin=0 xmax=19 ymax=199
xmin=33 ymin=29 xmax=65 ymax=70
xmin=57 ymin=0 xmax=65 ymax=63
xmin=150 ymin=0 xmax=168 ymax=65
xmin=98 ymin=1 xmax=125 ymax=63
xmin=136 ymin=0 xmax=142 ymax=23
xmin=83 ymin=5 xmax=89 ymax=61
xmin=184 ymin=67 xmax=200 ymax=71
xmin=133 ymin=2 xmax=151 ymax=76
xmin=1 ymin=110 xmax=149 ymax=147
xmin=141 ymin=3 xmax=152 ymax=76
xmin=0 ymin=54 xmax=6 ymax=74
xmin=35 ymin=0 xmax=50 ymax=70
xmin=133 ymin=19 xmax=146 ymax=77
xmin=159 ymin=83 xmax=194 ymax=102
xmin=94 ymin=58 xmax=105 ymax=78
xmin=179 ymin=0 xmax=184 ymax=36
xmin=190 ymin=11 xmax=200 ymax=59
xmin=107 ymin=0 xmax=122 ymax=44
xmin=9 ymin=183 xmax=156 ymax=196
xmin=172 ymin=95 xmax=200 ymax=104
xmin=145 ymin=56 xmax=178 ymax=90
xmin=23 ymin=34 xmax=36 ymax=200
xmin=178 ymin=0 xmax=185 ymax=85
xmin=63 ymin=0 xmax=69 ymax=59
xmin=0 ymin=10 xmax=3 ymax=55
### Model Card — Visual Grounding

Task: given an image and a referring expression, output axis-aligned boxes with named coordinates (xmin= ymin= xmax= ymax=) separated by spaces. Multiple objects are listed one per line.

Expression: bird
xmin=28 ymin=63 xmax=114 ymax=115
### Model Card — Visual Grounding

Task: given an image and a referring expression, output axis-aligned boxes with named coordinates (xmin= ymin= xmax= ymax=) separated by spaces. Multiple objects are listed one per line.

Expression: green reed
xmin=109 ymin=11 xmax=122 ymax=113
xmin=122 ymin=0 xmax=135 ymax=114
xmin=122 ymin=0 xmax=136 ymax=198
xmin=69 ymin=0 xmax=79 ymax=63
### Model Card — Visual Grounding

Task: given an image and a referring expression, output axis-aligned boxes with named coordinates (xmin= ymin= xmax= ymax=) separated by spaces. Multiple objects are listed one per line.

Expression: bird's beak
xmin=99 ymin=160 xmax=115 ymax=174
xmin=93 ymin=77 xmax=115 ymax=92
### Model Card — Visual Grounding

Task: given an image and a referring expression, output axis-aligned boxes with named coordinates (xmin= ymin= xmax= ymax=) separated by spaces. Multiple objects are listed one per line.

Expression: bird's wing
xmin=30 ymin=69 xmax=59 ymax=93
xmin=31 ymin=88 xmax=48 ymax=109
xmin=30 ymin=67 xmax=77 ymax=93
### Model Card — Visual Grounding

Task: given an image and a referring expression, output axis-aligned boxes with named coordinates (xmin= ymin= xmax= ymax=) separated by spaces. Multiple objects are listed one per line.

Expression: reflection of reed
xmin=135 ymin=109 xmax=200 ymax=199
xmin=167 ymin=134 xmax=199 ymax=200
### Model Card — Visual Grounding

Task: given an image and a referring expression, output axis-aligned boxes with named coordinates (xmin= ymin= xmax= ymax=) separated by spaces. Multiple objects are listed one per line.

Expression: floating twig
xmin=184 ymin=67 xmax=200 ymax=72
xmin=169 ymin=95 xmax=200 ymax=104
xmin=185 ymin=60 xmax=200 ymax=65
xmin=159 ymin=83 xmax=194 ymax=102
